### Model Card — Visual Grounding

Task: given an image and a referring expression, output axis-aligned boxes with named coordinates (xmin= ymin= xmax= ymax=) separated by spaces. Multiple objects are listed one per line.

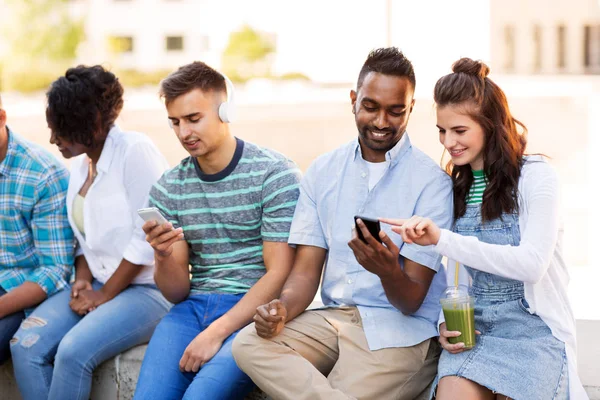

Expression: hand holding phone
xmin=137 ymin=207 xmax=183 ymax=258
xmin=354 ymin=215 xmax=382 ymax=243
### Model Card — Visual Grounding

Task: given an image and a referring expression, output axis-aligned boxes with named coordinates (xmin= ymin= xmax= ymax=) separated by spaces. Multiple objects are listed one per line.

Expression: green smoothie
xmin=442 ymin=303 xmax=476 ymax=349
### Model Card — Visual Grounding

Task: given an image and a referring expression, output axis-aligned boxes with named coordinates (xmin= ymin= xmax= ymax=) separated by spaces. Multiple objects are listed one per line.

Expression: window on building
xmin=533 ymin=25 xmax=542 ymax=72
xmin=166 ymin=36 xmax=184 ymax=51
xmin=504 ymin=25 xmax=515 ymax=72
xmin=584 ymin=25 xmax=591 ymax=68
xmin=584 ymin=25 xmax=600 ymax=73
xmin=107 ymin=36 xmax=134 ymax=53
xmin=557 ymin=25 xmax=566 ymax=69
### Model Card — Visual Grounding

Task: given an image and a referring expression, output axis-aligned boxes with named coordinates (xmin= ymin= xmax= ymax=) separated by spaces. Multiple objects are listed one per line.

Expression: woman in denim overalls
xmin=383 ymin=58 xmax=586 ymax=399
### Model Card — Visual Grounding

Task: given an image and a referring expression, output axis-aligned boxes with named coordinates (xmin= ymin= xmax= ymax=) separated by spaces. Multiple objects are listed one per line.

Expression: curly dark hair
xmin=46 ymin=65 xmax=124 ymax=148
xmin=357 ymin=47 xmax=416 ymax=90
xmin=159 ymin=61 xmax=226 ymax=106
xmin=434 ymin=58 xmax=527 ymax=222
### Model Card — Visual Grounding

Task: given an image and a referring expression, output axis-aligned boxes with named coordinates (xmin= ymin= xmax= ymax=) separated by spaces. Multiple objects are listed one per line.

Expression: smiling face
xmin=350 ymin=72 xmax=415 ymax=162
xmin=436 ymin=103 xmax=486 ymax=170
xmin=166 ymin=88 xmax=228 ymax=159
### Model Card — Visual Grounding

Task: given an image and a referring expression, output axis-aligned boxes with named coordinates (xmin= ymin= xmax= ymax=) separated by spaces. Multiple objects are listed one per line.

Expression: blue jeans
xmin=0 ymin=287 xmax=24 ymax=364
xmin=10 ymin=280 xmax=171 ymax=400
xmin=134 ymin=293 xmax=255 ymax=400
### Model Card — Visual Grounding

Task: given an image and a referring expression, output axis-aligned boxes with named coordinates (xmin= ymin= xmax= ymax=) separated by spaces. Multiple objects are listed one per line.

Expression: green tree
xmin=1 ymin=0 xmax=85 ymax=92
xmin=221 ymin=25 xmax=276 ymax=82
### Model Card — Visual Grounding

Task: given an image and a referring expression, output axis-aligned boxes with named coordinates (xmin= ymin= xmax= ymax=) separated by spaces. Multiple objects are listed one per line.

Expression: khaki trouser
xmin=232 ymin=307 xmax=440 ymax=400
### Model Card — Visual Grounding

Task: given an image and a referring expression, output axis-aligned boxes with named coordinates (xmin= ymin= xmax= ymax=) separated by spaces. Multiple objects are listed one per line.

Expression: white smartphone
xmin=137 ymin=207 xmax=169 ymax=225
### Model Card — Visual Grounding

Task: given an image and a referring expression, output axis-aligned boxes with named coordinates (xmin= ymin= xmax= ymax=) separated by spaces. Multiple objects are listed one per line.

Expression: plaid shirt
xmin=0 ymin=128 xmax=74 ymax=296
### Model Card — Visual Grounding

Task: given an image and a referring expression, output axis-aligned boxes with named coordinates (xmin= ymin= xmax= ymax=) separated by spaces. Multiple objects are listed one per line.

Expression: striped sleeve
xmin=260 ymin=159 xmax=301 ymax=242
xmin=28 ymin=166 xmax=74 ymax=295
xmin=149 ymin=171 xmax=181 ymax=229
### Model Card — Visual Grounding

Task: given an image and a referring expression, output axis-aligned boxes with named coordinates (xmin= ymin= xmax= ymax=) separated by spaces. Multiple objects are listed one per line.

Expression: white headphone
xmin=218 ymin=73 xmax=236 ymax=123
xmin=167 ymin=71 xmax=236 ymax=129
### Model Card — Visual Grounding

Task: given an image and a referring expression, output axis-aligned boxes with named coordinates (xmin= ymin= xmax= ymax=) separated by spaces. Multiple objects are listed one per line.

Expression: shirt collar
xmin=0 ymin=126 xmax=17 ymax=177
xmin=353 ymin=131 xmax=411 ymax=167
xmin=94 ymin=125 xmax=119 ymax=174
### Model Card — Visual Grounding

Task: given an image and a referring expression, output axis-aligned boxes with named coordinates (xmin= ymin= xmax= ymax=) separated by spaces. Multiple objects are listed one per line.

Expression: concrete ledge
xmin=1 ymin=319 xmax=598 ymax=399
xmin=0 ymin=344 xmax=268 ymax=400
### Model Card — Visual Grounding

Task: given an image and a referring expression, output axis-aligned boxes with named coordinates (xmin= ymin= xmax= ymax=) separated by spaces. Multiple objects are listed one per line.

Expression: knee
xmin=9 ymin=317 xmax=48 ymax=361
xmin=54 ymin=333 xmax=88 ymax=370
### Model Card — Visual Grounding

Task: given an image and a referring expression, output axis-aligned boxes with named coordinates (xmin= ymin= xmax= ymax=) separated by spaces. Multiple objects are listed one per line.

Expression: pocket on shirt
xmin=0 ymin=210 xmax=30 ymax=251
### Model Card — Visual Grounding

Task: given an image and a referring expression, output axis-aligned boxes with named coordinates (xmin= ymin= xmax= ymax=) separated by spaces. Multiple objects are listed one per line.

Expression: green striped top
xmin=466 ymin=169 xmax=486 ymax=204
xmin=149 ymin=138 xmax=301 ymax=295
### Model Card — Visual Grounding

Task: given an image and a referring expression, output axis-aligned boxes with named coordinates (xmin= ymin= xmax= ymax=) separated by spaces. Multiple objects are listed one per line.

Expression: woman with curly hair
xmin=10 ymin=65 xmax=172 ymax=400
xmin=382 ymin=58 xmax=585 ymax=399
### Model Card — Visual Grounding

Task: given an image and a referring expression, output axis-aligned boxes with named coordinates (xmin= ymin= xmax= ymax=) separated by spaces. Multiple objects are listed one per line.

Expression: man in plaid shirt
xmin=0 ymin=94 xmax=74 ymax=364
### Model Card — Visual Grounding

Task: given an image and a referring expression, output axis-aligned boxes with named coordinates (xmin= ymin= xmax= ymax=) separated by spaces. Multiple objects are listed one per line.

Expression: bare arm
xmin=178 ymin=241 xmax=295 ymax=372
xmin=153 ymin=240 xmax=190 ymax=304
xmin=279 ymin=245 xmax=326 ymax=321
xmin=143 ymin=220 xmax=189 ymax=304
xmin=252 ymin=245 xmax=326 ymax=339
xmin=203 ymin=241 xmax=295 ymax=339
xmin=379 ymin=256 xmax=435 ymax=314
xmin=73 ymin=255 xmax=93 ymax=283
xmin=0 ymin=282 xmax=46 ymax=318
xmin=70 ymin=257 xmax=147 ymax=315
xmin=100 ymin=259 xmax=143 ymax=299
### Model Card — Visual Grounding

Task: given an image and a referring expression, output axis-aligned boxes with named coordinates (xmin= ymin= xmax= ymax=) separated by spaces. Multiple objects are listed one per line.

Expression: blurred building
xmin=490 ymin=0 xmax=600 ymax=74
xmin=71 ymin=0 xmax=226 ymax=72
xmin=63 ymin=0 xmax=490 ymax=85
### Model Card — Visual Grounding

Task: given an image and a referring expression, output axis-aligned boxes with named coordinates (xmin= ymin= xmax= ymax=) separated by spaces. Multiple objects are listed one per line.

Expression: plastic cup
xmin=440 ymin=287 xmax=476 ymax=349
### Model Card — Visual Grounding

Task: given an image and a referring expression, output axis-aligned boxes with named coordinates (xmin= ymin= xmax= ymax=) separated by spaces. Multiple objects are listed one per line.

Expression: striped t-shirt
xmin=466 ymin=169 xmax=486 ymax=204
xmin=149 ymin=138 xmax=301 ymax=295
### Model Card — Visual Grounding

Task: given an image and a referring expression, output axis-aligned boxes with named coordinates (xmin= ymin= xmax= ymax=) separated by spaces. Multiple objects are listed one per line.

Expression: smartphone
xmin=354 ymin=215 xmax=382 ymax=243
xmin=137 ymin=207 xmax=169 ymax=225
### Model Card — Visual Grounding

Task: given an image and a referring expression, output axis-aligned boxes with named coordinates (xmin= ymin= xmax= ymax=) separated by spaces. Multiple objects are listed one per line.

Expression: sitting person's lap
xmin=10 ymin=280 xmax=170 ymax=400
xmin=134 ymin=293 xmax=255 ymax=400
xmin=0 ymin=288 xmax=24 ymax=364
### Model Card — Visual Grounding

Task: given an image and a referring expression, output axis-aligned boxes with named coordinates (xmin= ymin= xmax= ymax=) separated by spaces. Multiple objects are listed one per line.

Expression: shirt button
xmin=348 ymin=279 xmax=353 ymax=284
xmin=361 ymin=172 xmax=367 ymax=178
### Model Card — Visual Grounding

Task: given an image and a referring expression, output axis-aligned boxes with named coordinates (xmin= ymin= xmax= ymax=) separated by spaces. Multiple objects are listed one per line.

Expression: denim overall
xmin=433 ymin=205 xmax=569 ymax=400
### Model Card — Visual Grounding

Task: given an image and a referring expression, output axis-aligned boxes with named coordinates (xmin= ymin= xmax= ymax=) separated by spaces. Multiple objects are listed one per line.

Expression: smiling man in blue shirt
xmin=0 ymin=94 xmax=74 ymax=364
xmin=233 ymin=48 xmax=453 ymax=400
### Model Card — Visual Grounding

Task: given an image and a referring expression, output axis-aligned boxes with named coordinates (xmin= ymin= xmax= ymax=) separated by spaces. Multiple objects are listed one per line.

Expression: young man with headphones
xmin=133 ymin=61 xmax=301 ymax=399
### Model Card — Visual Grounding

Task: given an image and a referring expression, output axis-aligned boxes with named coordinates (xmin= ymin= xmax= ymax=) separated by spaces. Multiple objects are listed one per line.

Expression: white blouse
xmin=66 ymin=125 xmax=169 ymax=285
xmin=435 ymin=157 xmax=587 ymax=399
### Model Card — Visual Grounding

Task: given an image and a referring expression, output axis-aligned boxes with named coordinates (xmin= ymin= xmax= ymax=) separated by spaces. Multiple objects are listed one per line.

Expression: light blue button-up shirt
xmin=288 ymin=134 xmax=453 ymax=350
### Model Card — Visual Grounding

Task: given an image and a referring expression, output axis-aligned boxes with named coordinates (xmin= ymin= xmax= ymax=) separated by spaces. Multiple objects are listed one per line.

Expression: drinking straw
xmin=454 ymin=261 xmax=459 ymax=288
xmin=454 ymin=261 xmax=460 ymax=310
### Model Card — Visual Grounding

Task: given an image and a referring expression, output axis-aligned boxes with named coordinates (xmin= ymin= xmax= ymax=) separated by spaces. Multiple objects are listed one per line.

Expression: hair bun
xmin=452 ymin=58 xmax=490 ymax=79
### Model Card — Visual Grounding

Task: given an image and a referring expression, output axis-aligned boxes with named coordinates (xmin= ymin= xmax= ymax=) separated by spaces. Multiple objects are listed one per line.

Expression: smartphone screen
xmin=354 ymin=215 xmax=382 ymax=243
